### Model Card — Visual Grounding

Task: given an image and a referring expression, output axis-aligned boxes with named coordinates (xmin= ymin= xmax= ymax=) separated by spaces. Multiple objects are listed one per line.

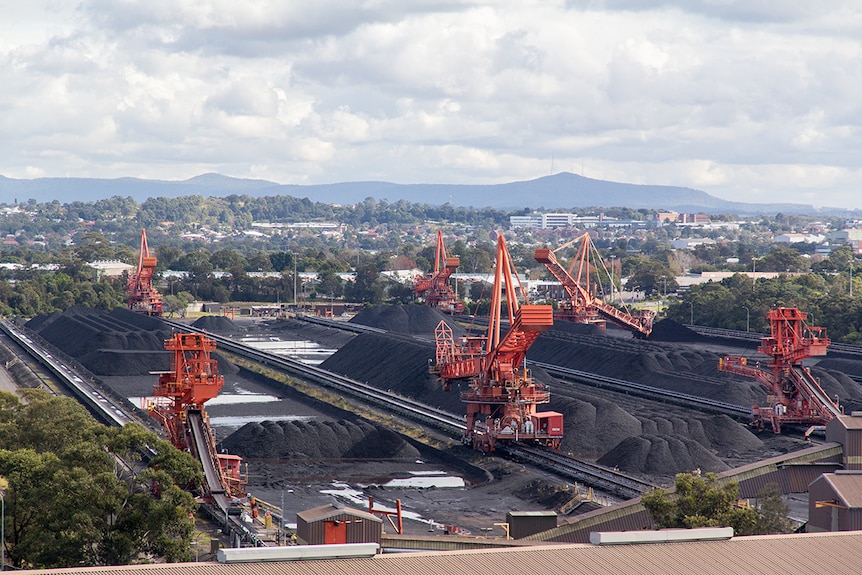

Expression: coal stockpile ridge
xmin=25 ymin=307 xmax=173 ymax=376
xmin=319 ymin=332 xmax=463 ymax=413
xmin=80 ymin=350 xmax=169 ymax=376
xmin=221 ymin=420 xmax=420 ymax=460
xmin=597 ymin=434 xmax=730 ymax=476
xmin=531 ymin=328 xmax=763 ymax=406
xmin=108 ymin=306 xmax=167 ymax=331
xmin=350 ymin=304 xmax=465 ymax=337
xmin=649 ymin=319 xmax=708 ymax=342
xmin=549 ymin=394 xmax=642 ymax=456
xmin=192 ymin=315 xmax=239 ymax=332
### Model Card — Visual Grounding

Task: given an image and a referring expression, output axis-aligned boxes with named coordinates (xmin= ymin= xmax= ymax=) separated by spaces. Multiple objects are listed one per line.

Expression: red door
xmin=324 ymin=520 xmax=346 ymax=544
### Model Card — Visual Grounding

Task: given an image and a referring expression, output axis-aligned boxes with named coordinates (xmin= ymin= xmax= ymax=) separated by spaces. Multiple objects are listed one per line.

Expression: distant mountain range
xmin=0 ymin=172 xmax=853 ymax=215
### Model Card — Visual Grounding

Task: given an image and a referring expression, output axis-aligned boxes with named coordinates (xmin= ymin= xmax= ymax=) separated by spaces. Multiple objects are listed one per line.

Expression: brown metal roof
xmin=817 ymin=473 xmax=862 ymax=508
xmin=13 ymin=531 xmax=862 ymax=575
xmin=832 ymin=415 xmax=862 ymax=430
xmin=296 ymin=504 xmax=382 ymax=523
xmin=529 ymin=442 xmax=843 ymax=544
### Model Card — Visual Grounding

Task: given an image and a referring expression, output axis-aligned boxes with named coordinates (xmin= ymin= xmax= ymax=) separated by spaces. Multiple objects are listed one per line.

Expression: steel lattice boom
xmin=433 ymin=235 xmax=562 ymax=452
xmin=148 ymin=332 xmax=246 ymax=498
xmin=535 ymin=233 xmax=653 ymax=338
xmin=414 ymin=230 xmax=464 ymax=314
xmin=127 ymin=229 xmax=163 ymax=316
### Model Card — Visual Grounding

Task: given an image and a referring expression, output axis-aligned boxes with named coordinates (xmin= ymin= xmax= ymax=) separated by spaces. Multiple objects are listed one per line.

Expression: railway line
xmin=690 ymin=324 xmax=862 ymax=357
xmin=0 ymin=319 xmax=263 ymax=547
xmin=296 ymin=315 xmax=753 ymax=420
xmin=529 ymin=361 xmax=751 ymax=419
xmin=0 ymin=319 xmax=136 ymax=428
xmin=164 ymin=318 xmax=657 ymax=498
xmin=2 ymin=313 xmax=660 ymax=504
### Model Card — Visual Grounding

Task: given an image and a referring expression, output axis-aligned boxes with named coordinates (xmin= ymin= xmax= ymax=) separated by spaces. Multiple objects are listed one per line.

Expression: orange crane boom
xmin=433 ymin=235 xmax=562 ymax=452
xmin=535 ymin=233 xmax=653 ymax=337
xmin=128 ymin=229 xmax=163 ymax=316
xmin=415 ymin=230 xmax=464 ymax=314
xmin=718 ymin=307 xmax=841 ymax=433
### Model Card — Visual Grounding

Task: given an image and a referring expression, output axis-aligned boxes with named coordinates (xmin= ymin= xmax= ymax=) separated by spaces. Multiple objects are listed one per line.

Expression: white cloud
xmin=1 ymin=0 xmax=862 ymax=207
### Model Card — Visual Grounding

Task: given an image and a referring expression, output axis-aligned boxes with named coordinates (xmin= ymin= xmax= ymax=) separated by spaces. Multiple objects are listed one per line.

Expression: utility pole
xmin=293 ymin=254 xmax=298 ymax=312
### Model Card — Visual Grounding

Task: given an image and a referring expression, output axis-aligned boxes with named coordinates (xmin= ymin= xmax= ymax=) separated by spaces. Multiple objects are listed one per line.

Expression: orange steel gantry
xmin=148 ymin=332 xmax=246 ymax=498
xmin=535 ymin=233 xmax=654 ymax=338
xmin=719 ymin=307 xmax=842 ymax=433
xmin=432 ymin=235 xmax=563 ymax=452
xmin=128 ymin=229 xmax=163 ymax=316
xmin=414 ymin=230 xmax=464 ymax=314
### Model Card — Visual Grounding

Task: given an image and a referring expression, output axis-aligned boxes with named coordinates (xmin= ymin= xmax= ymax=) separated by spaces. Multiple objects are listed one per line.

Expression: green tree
xmin=642 ymin=472 xmax=759 ymax=535
xmin=345 ymin=262 xmax=385 ymax=304
xmin=0 ymin=391 xmax=200 ymax=569
xmin=753 ymin=483 xmax=793 ymax=534
xmin=317 ymin=270 xmax=344 ymax=299
xmin=628 ymin=259 xmax=678 ymax=296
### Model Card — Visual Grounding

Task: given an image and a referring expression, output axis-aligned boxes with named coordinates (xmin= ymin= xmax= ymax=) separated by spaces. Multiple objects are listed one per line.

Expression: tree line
xmin=0 ymin=390 xmax=201 ymax=568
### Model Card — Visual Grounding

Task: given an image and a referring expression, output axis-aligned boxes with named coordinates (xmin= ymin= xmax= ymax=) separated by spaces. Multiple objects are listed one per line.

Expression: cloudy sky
xmin=2 ymin=1 xmax=861 ymax=207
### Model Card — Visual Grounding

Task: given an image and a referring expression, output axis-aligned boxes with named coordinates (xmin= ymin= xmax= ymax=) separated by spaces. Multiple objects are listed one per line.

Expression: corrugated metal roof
xmin=832 ymin=415 xmax=862 ymax=430
xmin=818 ymin=473 xmax=862 ymax=508
xmin=13 ymin=531 xmax=862 ymax=575
xmin=296 ymin=504 xmax=382 ymax=523
xmin=529 ymin=442 xmax=843 ymax=543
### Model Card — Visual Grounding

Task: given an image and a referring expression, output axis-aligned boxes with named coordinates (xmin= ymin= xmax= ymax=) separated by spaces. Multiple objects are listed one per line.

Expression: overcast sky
xmin=2 ymin=1 xmax=861 ymax=207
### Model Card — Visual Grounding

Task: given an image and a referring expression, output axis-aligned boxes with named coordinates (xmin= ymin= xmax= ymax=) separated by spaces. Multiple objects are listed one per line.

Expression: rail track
xmin=690 ymin=325 xmax=862 ymax=356
xmin=529 ymin=361 xmax=751 ymax=419
xmin=0 ymin=319 xmax=263 ymax=546
xmin=165 ymin=318 xmax=657 ymax=498
xmin=1 ymin=315 xmax=660 ymax=501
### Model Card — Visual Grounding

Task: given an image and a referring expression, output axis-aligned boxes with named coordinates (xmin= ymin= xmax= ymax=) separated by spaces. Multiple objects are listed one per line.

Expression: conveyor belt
xmin=187 ymin=410 xmax=225 ymax=496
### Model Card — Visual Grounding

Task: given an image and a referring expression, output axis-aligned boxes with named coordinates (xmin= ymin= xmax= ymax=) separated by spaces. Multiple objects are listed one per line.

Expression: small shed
xmin=507 ymin=511 xmax=558 ymax=539
xmin=825 ymin=413 xmax=862 ymax=470
xmin=808 ymin=471 xmax=862 ymax=532
xmin=296 ymin=503 xmax=383 ymax=546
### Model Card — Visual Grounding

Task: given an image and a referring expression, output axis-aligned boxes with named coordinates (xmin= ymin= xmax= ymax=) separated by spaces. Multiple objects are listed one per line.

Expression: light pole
xmin=743 ymin=306 xmax=750 ymax=332
xmin=689 ymin=301 xmax=693 ymax=326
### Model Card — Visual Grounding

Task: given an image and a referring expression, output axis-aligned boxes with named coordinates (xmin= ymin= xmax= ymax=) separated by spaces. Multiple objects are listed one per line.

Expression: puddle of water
xmin=238 ymin=337 xmax=337 ymax=364
xmin=130 ymin=392 xmax=282 ymax=409
xmin=383 ymin=476 xmax=465 ymax=488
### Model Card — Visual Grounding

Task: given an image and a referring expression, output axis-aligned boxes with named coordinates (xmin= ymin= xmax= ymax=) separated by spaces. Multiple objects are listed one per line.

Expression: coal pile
xmin=598 ymin=434 xmax=729 ymax=476
xmin=649 ymin=319 xmax=708 ymax=342
xmin=351 ymin=304 xmax=465 ymax=337
xmin=220 ymin=420 xmax=420 ymax=460
xmin=530 ymin=326 xmax=764 ymax=406
xmin=320 ymin=332 xmax=464 ymax=414
xmin=25 ymin=307 xmax=173 ymax=376
xmin=192 ymin=315 xmax=239 ymax=332
xmin=318 ymin=306 xmax=835 ymax=480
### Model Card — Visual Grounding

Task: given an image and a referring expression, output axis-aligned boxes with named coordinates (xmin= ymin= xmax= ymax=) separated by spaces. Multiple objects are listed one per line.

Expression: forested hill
xmin=0 ymin=172 xmax=848 ymax=215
